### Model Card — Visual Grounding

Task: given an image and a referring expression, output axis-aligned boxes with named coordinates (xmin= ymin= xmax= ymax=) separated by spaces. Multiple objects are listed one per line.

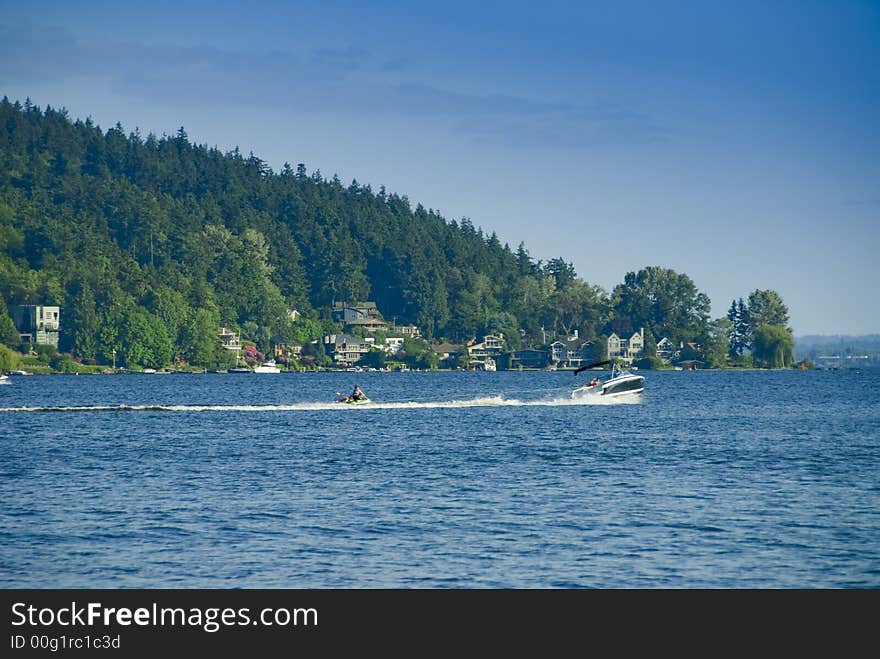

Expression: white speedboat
xmin=572 ymin=360 xmax=645 ymax=399
xmin=253 ymin=359 xmax=281 ymax=374
xmin=0 ymin=374 xmax=10 ymax=384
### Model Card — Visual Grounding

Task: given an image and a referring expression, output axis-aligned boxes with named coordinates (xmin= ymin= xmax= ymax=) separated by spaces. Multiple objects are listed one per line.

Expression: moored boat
xmin=253 ymin=360 xmax=281 ymax=373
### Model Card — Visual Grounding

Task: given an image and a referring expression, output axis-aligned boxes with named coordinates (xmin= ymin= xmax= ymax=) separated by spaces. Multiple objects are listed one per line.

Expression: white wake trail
xmin=0 ymin=393 xmax=639 ymax=413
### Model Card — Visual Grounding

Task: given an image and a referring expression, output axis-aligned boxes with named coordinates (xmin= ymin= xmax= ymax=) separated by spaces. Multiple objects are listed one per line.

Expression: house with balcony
xmin=324 ymin=334 xmax=372 ymax=367
xmin=550 ymin=330 xmax=589 ymax=368
xmin=10 ymin=304 xmax=60 ymax=348
xmin=607 ymin=328 xmax=645 ymax=364
xmin=656 ymin=337 xmax=675 ymax=363
xmin=467 ymin=334 xmax=504 ymax=368
xmin=218 ymin=327 xmax=241 ymax=352
xmin=332 ymin=301 xmax=389 ymax=333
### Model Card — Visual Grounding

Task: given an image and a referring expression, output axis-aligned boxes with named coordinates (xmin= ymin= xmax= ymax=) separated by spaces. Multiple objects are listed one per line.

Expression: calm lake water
xmin=1 ymin=369 xmax=878 ymax=588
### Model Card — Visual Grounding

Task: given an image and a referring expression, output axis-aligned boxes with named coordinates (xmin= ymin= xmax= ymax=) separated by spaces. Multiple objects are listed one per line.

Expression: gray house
xmin=323 ymin=334 xmax=371 ymax=367
xmin=11 ymin=304 xmax=60 ymax=348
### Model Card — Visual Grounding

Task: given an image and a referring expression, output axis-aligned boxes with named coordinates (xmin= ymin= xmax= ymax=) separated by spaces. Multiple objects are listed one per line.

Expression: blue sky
xmin=1 ymin=0 xmax=878 ymax=335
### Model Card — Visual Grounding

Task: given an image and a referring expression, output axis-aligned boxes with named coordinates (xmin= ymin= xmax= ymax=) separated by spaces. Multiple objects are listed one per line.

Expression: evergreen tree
xmin=0 ymin=297 xmax=19 ymax=346
xmin=727 ymin=297 xmax=751 ymax=358
xmin=747 ymin=289 xmax=789 ymax=333
xmin=736 ymin=298 xmax=751 ymax=351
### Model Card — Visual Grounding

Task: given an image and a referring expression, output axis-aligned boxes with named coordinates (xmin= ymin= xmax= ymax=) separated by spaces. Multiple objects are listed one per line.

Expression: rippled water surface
xmin=1 ymin=369 xmax=878 ymax=587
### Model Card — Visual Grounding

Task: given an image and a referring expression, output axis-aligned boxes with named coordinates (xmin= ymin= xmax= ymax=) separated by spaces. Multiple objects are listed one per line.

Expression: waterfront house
xmin=607 ymin=328 xmax=645 ymax=363
xmin=432 ymin=343 xmax=461 ymax=368
xmin=510 ymin=348 xmax=550 ymax=369
xmin=656 ymin=337 xmax=675 ymax=363
xmin=324 ymin=334 xmax=371 ymax=367
xmin=218 ymin=327 xmax=241 ymax=352
xmin=467 ymin=334 xmax=504 ymax=368
xmin=550 ymin=330 xmax=587 ymax=368
xmin=10 ymin=304 xmax=60 ymax=348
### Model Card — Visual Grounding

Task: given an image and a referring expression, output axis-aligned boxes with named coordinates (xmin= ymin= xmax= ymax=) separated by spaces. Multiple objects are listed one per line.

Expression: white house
xmin=383 ymin=337 xmax=405 ymax=354
xmin=607 ymin=328 xmax=645 ymax=363
xmin=218 ymin=327 xmax=241 ymax=351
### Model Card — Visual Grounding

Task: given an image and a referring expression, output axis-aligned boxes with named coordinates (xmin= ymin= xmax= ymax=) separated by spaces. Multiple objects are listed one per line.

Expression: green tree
xmin=642 ymin=328 xmax=657 ymax=358
xmin=747 ymin=290 xmax=789 ymax=333
xmin=180 ymin=308 xmax=223 ymax=366
xmin=62 ymin=284 xmax=99 ymax=360
xmin=544 ymin=257 xmax=577 ymax=290
xmin=752 ymin=324 xmax=794 ymax=368
xmin=633 ymin=355 xmax=665 ymax=370
xmin=149 ymin=286 xmax=190 ymax=353
xmin=703 ymin=317 xmax=732 ymax=368
xmin=51 ymin=354 xmax=81 ymax=373
xmin=398 ymin=337 xmax=439 ymax=369
xmin=119 ymin=306 xmax=173 ymax=368
xmin=0 ymin=343 xmax=21 ymax=371
xmin=299 ymin=340 xmax=331 ymax=368
xmin=726 ymin=297 xmax=752 ymax=363
xmin=357 ymin=348 xmax=388 ymax=369
xmin=612 ymin=266 xmax=711 ymax=345
xmin=0 ymin=298 xmax=19 ymax=346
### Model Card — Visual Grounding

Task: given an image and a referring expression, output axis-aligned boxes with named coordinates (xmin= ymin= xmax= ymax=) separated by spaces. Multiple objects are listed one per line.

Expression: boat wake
xmin=0 ymin=393 xmax=640 ymax=414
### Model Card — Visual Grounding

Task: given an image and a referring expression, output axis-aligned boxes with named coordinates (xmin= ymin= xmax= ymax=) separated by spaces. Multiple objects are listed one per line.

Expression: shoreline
xmin=4 ymin=365 xmax=860 ymax=376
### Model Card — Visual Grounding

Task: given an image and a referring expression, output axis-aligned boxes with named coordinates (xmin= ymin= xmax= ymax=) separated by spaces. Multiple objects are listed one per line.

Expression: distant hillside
xmin=795 ymin=334 xmax=880 ymax=367
xmin=795 ymin=334 xmax=880 ymax=354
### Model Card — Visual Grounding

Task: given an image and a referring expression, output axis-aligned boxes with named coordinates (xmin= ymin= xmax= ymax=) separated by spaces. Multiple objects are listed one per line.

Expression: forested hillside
xmin=0 ymin=97 xmax=619 ymax=364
